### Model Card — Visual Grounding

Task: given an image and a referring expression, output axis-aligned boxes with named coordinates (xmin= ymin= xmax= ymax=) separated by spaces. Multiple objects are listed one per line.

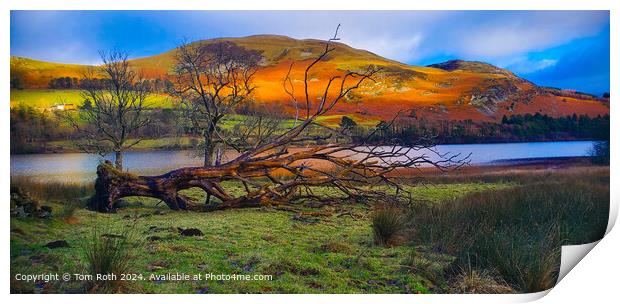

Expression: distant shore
xmin=392 ymin=156 xmax=601 ymax=178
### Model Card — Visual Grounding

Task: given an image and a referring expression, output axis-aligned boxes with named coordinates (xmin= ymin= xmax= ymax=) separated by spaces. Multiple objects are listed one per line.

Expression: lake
xmin=10 ymin=141 xmax=597 ymax=183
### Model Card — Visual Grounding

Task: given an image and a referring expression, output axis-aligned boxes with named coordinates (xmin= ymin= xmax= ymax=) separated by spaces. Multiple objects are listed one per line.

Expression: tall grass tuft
xmin=450 ymin=262 xmax=515 ymax=294
xmin=372 ymin=205 xmax=407 ymax=247
xmin=80 ymin=219 xmax=140 ymax=293
xmin=409 ymin=174 xmax=609 ymax=293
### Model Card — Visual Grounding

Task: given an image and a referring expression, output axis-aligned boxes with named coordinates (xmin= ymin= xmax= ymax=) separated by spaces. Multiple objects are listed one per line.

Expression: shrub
xmin=372 ymin=205 xmax=406 ymax=247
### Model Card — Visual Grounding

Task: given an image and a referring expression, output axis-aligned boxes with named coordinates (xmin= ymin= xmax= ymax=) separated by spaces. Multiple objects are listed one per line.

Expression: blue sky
xmin=10 ymin=11 xmax=610 ymax=95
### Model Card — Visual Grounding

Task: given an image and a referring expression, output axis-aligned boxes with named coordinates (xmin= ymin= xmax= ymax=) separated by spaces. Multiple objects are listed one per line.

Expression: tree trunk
xmin=114 ymin=151 xmax=123 ymax=170
xmin=203 ymin=149 xmax=212 ymax=167
xmin=88 ymin=160 xmax=271 ymax=212
xmin=203 ymin=128 xmax=215 ymax=167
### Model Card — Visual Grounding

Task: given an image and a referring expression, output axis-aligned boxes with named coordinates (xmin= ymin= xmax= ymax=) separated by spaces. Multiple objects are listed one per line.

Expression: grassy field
xmin=47 ymin=137 xmax=198 ymax=152
xmin=10 ymin=89 xmax=376 ymax=128
xmin=10 ymin=89 xmax=174 ymax=109
xmin=10 ymin=165 xmax=609 ymax=294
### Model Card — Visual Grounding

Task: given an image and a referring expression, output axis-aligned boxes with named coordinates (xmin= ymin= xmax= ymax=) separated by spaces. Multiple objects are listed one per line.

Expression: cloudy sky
xmin=10 ymin=11 xmax=610 ymax=95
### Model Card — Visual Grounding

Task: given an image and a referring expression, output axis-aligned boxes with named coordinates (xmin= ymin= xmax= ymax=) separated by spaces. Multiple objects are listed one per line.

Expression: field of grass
xmin=10 ymin=178 xmax=510 ymax=293
xmin=10 ymin=165 xmax=609 ymax=294
xmin=10 ymin=89 xmax=174 ymax=109
xmin=47 ymin=137 xmax=199 ymax=153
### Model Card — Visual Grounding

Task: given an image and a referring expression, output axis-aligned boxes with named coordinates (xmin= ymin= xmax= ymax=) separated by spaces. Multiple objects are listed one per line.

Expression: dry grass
xmin=450 ymin=266 xmax=515 ymax=294
xmin=10 ymin=176 xmax=92 ymax=202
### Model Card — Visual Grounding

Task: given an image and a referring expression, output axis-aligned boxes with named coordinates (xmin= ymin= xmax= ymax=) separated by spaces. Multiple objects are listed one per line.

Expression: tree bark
xmin=88 ymin=160 xmax=276 ymax=212
xmin=114 ymin=151 xmax=123 ymax=170
xmin=203 ymin=124 xmax=216 ymax=167
xmin=203 ymin=148 xmax=212 ymax=167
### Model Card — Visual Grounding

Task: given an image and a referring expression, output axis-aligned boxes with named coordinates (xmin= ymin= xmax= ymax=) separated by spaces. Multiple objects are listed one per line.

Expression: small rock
xmin=37 ymin=210 xmax=52 ymax=219
xmin=180 ymin=228 xmax=203 ymax=237
xmin=40 ymin=206 xmax=53 ymax=213
xmin=11 ymin=206 xmax=27 ymax=218
xmin=44 ymin=240 xmax=69 ymax=249
xmin=10 ymin=188 xmax=54 ymax=219
xmin=153 ymin=210 xmax=166 ymax=215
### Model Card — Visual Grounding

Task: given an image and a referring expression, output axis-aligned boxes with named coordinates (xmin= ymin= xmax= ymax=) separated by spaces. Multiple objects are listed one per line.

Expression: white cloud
xmin=444 ymin=11 xmax=608 ymax=59
xmin=505 ymin=58 xmax=558 ymax=74
xmin=341 ymin=34 xmax=424 ymax=62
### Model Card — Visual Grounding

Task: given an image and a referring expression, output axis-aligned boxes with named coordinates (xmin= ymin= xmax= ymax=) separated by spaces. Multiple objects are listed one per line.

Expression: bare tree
xmin=88 ymin=28 xmax=467 ymax=212
xmin=170 ymin=40 xmax=262 ymax=166
xmin=64 ymin=51 xmax=151 ymax=170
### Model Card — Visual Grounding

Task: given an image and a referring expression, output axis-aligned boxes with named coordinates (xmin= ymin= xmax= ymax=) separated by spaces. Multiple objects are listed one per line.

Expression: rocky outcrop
xmin=10 ymin=187 xmax=52 ymax=219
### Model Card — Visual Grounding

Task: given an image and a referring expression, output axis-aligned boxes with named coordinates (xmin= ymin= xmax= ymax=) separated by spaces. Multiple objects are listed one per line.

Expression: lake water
xmin=10 ymin=141 xmax=597 ymax=183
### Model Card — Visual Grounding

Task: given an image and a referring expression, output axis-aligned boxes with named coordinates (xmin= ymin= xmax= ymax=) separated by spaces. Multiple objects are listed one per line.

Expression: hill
xmin=10 ymin=35 xmax=609 ymax=124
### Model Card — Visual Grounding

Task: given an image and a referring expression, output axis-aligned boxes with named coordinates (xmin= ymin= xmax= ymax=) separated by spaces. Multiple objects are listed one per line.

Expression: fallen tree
xmin=88 ymin=27 xmax=468 ymax=212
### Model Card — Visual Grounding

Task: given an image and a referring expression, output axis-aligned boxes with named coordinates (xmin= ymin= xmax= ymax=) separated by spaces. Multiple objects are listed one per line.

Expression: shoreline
xmin=392 ymin=156 xmax=601 ymax=177
xmin=10 ymin=139 xmax=601 ymax=156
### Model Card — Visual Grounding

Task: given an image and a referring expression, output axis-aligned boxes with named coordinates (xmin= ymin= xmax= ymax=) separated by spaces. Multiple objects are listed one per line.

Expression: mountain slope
xmin=10 ymin=35 xmax=609 ymax=123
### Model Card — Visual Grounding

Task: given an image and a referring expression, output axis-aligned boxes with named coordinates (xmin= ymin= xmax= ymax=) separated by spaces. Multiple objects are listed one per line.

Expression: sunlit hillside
xmin=10 ymin=35 xmax=609 ymax=123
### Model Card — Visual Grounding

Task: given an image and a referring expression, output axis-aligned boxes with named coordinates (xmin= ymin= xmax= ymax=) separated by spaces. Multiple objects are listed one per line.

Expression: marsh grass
xmin=409 ymin=174 xmax=609 ymax=293
xmin=80 ymin=217 xmax=142 ymax=293
xmin=413 ymin=165 xmax=609 ymax=185
xmin=10 ymin=176 xmax=92 ymax=202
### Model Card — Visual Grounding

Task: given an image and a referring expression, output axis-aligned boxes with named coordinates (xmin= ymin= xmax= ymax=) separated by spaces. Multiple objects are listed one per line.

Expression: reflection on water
xmin=10 ymin=141 xmax=596 ymax=183
xmin=10 ymin=150 xmax=206 ymax=183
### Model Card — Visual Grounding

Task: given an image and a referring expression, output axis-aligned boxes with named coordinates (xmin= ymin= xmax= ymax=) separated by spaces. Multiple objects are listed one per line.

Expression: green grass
xmin=10 ymin=89 xmax=174 ymax=109
xmin=10 ymin=181 xmax=510 ymax=294
xmin=48 ymin=137 xmax=199 ymax=152
xmin=10 ymin=167 xmax=609 ymax=294
xmin=11 ymin=89 xmax=84 ymax=109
